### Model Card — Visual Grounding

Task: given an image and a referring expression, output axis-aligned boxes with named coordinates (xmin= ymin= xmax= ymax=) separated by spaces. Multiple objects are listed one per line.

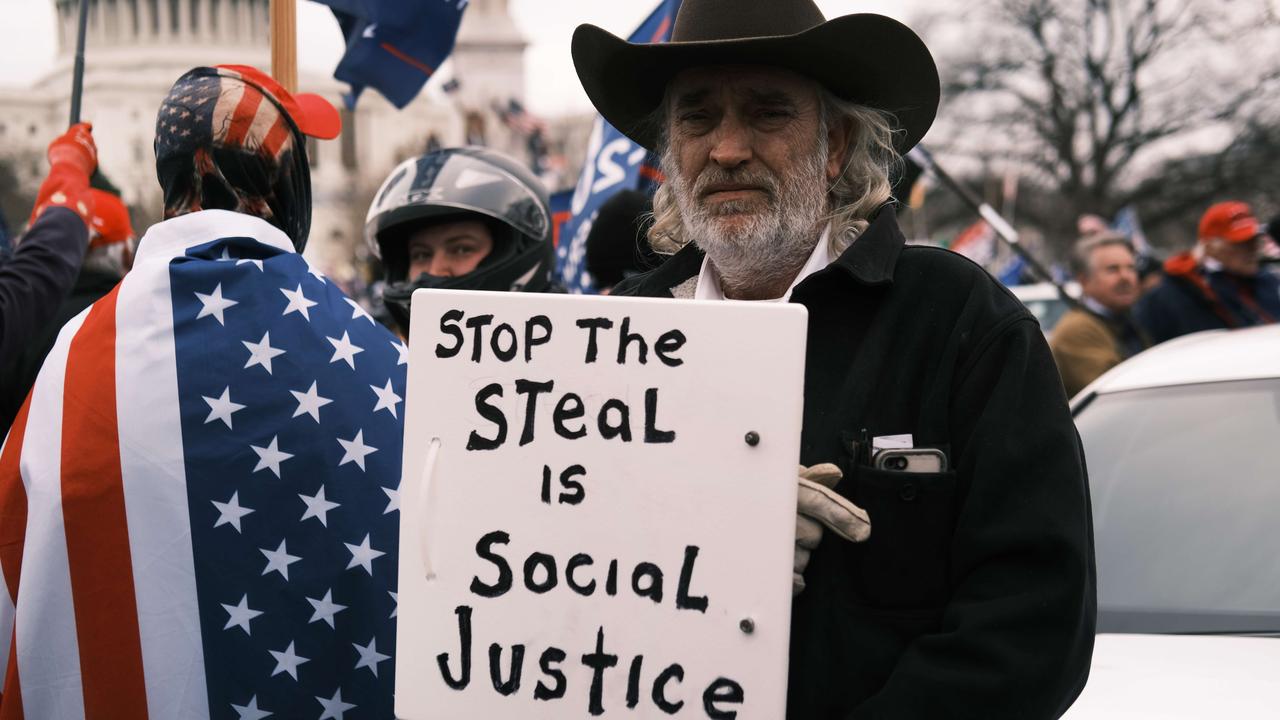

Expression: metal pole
xmin=69 ymin=0 xmax=90 ymax=125
xmin=908 ymin=146 xmax=1078 ymax=307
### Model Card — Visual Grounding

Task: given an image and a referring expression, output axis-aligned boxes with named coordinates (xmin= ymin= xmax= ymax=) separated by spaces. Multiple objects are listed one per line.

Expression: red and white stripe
xmin=0 ymin=213 xmax=231 ymax=718
xmin=212 ymin=73 xmax=294 ymax=160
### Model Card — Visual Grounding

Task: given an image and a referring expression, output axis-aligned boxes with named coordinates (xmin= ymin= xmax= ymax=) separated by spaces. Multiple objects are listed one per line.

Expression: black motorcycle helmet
xmin=365 ymin=146 xmax=554 ymax=333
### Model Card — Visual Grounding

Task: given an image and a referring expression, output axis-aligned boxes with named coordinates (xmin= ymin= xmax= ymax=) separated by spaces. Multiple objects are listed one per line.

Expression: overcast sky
xmin=0 ymin=0 xmax=925 ymax=116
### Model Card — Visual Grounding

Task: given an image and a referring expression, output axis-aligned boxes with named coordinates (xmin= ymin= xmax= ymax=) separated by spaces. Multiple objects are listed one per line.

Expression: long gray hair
xmin=647 ymin=88 xmax=902 ymax=256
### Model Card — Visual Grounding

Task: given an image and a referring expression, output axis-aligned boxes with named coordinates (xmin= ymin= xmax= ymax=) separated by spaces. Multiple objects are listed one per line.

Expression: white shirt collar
xmin=134 ymin=209 xmax=294 ymax=264
xmin=1081 ymin=295 xmax=1114 ymax=318
xmin=694 ymin=226 xmax=834 ymax=302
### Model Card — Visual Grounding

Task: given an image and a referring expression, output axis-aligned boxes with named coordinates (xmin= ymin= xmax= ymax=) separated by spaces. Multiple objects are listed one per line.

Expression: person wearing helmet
xmin=365 ymin=146 xmax=557 ymax=335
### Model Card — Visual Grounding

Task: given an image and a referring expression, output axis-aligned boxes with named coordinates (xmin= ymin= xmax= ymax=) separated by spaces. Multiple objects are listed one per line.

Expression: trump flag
xmin=314 ymin=0 xmax=469 ymax=109
xmin=555 ymin=0 xmax=681 ymax=294
xmin=0 ymin=210 xmax=405 ymax=718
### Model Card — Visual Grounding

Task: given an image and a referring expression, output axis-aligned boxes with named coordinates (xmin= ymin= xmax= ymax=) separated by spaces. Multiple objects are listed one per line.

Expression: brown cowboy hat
xmin=572 ymin=0 xmax=939 ymax=154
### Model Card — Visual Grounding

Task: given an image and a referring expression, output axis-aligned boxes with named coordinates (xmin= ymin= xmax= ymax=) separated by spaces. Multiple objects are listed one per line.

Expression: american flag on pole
xmin=0 ymin=209 xmax=405 ymax=719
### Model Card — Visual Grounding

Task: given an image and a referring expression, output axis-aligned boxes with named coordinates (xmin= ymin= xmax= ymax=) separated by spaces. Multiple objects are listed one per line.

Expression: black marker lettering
xmin=617 ymin=316 xmax=648 ymax=364
xmin=655 ymin=329 xmax=686 ymax=367
xmin=470 ymin=531 xmax=513 ymax=598
xmin=436 ymin=605 xmax=472 ymax=689
xmin=644 ymin=388 xmax=676 ymax=443
xmin=676 ymin=545 xmax=710 ymax=613
xmin=703 ymin=677 xmax=746 ymax=719
xmin=435 ymin=309 xmax=465 ymax=358
xmin=653 ymin=664 xmax=685 ymax=714
xmin=515 ymin=379 xmax=554 ymax=446
xmin=534 ymin=647 xmax=567 ymax=701
xmin=576 ymin=317 xmax=614 ymax=363
xmin=552 ymin=393 xmax=587 ymax=439
xmin=598 ymin=399 xmax=632 ymax=442
xmin=525 ymin=315 xmax=553 ymax=362
xmin=488 ymin=643 xmax=524 ymax=695
xmin=464 ymin=314 xmax=494 ymax=362
xmin=580 ymin=627 xmax=618 ymax=716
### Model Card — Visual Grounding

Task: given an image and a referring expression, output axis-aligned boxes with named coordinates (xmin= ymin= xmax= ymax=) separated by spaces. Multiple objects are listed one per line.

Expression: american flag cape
xmin=0 ymin=209 xmax=405 ymax=719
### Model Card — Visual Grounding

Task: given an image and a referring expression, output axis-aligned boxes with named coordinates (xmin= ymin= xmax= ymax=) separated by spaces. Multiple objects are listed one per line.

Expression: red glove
xmin=29 ymin=123 xmax=99 ymax=227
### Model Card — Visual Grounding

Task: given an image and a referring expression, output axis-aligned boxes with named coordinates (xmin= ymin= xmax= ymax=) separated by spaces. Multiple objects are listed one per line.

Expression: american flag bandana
xmin=156 ymin=67 xmax=312 ymax=252
xmin=0 ymin=209 xmax=404 ymax=719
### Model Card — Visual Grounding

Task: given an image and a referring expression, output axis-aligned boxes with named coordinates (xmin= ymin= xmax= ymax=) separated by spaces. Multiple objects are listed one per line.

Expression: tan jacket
xmin=1050 ymin=308 xmax=1124 ymax=398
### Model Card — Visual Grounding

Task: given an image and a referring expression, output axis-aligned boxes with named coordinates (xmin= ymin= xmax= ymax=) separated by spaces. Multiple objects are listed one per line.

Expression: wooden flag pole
xmin=270 ymin=0 xmax=298 ymax=93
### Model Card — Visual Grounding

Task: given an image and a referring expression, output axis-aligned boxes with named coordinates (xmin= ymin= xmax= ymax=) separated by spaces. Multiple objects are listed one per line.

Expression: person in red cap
xmin=1135 ymin=201 xmax=1280 ymax=343
xmin=0 ymin=122 xmax=99 ymax=432
xmin=1 ymin=66 xmax=403 ymax=719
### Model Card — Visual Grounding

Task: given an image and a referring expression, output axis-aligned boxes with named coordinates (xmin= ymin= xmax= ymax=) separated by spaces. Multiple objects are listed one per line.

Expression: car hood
xmin=1063 ymin=633 xmax=1280 ymax=719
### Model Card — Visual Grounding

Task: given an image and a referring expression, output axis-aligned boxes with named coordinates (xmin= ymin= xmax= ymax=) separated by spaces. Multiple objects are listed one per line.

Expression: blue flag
xmin=313 ymin=0 xmax=469 ymax=109
xmin=555 ymin=0 xmax=682 ymax=294
xmin=0 ymin=204 xmax=10 ymax=253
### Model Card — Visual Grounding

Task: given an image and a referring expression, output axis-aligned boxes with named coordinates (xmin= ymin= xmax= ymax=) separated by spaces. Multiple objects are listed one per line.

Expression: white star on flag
xmin=307 ymin=589 xmax=347 ymax=628
xmin=237 ymin=257 xmax=264 ymax=271
xmin=221 ymin=594 xmax=263 ymax=634
xmin=217 ymin=248 xmax=234 ymax=262
xmin=269 ymin=640 xmax=310 ymax=680
xmin=231 ymin=695 xmax=272 ymax=720
xmin=260 ymin=539 xmax=302 ymax=580
xmin=280 ymin=284 xmax=318 ymax=320
xmin=344 ymin=297 xmax=376 ymax=324
xmin=327 ymin=331 xmax=364 ymax=369
xmin=250 ymin=435 xmax=293 ymax=477
xmin=370 ymin=379 xmax=402 ymax=418
xmin=195 ymin=283 xmax=238 ymax=325
xmin=202 ymin=386 xmax=245 ymax=428
xmin=337 ymin=430 xmax=377 ymax=471
xmin=381 ymin=485 xmax=400 ymax=515
xmin=290 ymin=380 xmax=333 ymax=423
xmin=299 ymin=485 xmax=340 ymax=527
xmin=242 ymin=331 xmax=286 ymax=374
xmin=307 ymin=262 xmax=327 ymax=282
xmin=391 ymin=339 xmax=409 ymax=366
xmin=389 ymin=591 xmax=397 ymax=618
xmin=344 ymin=533 xmax=384 ymax=575
xmin=352 ymin=637 xmax=390 ymax=677
xmin=316 ymin=689 xmax=356 ymax=720
xmin=212 ymin=491 xmax=254 ymax=532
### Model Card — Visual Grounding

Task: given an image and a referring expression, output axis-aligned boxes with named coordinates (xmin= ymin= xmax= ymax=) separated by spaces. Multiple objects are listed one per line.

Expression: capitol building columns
xmin=1 ymin=0 xmax=548 ymax=285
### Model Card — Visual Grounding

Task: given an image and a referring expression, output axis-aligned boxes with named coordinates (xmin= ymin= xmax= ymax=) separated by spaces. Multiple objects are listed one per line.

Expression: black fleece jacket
xmin=613 ymin=206 xmax=1096 ymax=720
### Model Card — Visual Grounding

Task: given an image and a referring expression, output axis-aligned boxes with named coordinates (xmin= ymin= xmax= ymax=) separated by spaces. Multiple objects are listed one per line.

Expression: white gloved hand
xmin=794 ymin=463 xmax=871 ymax=596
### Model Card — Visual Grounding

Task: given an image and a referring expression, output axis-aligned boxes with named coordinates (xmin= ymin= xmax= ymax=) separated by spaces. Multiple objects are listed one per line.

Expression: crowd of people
xmin=0 ymin=0 xmax=1269 ymax=716
xmin=1050 ymin=203 xmax=1280 ymax=397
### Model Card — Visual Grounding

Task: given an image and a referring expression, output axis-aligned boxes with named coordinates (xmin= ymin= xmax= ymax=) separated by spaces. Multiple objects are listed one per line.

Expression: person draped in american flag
xmin=0 ymin=65 xmax=405 ymax=719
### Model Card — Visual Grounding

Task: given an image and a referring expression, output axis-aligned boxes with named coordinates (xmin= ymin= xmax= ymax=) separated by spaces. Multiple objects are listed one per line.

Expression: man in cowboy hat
xmin=574 ymin=1 xmax=1096 ymax=717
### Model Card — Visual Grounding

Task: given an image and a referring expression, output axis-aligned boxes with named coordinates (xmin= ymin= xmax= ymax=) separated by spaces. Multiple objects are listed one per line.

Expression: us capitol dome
xmin=0 ymin=0 xmax=552 ymax=280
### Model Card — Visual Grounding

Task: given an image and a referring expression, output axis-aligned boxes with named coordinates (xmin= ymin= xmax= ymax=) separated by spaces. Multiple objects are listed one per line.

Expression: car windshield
xmin=1076 ymin=378 xmax=1280 ymax=634
xmin=1021 ymin=297 xmax=1068 ymax=333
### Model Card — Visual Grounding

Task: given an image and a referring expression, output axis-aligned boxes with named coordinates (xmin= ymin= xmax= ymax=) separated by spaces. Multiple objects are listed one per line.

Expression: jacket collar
xmin=820 ymin=204 xmax=904 ymax=287
xmin=642 ymin=203 xmax=907 ymax=297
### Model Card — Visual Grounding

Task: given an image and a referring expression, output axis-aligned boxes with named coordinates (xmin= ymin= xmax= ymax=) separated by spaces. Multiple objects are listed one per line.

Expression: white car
xmin=1009 ymin=282 xmax=1081 ymax=336
xmin=1063 ymin=325 xmax=1280 ymax=718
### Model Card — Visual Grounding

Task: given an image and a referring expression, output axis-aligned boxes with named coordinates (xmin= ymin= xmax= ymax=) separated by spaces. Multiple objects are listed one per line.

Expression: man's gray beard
xmin=666 ymin=140 xmax=829 ymax=294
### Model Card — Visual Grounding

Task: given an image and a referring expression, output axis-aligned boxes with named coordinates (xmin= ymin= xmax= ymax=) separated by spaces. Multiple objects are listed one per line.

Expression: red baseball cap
xmin=87 ymin=189 xmax=135 ymax=249
xmin=216 ymin=64 xmax=342 ymax=140
xmin=1198 ymin=201 xmax=1260 ymax=244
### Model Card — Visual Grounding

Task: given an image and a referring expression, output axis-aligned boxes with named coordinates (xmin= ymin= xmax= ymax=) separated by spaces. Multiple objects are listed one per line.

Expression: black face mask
xmin=154 ymin=69 xmax=312 ymax=251
xmin=380 ymin=224 xmax=555 ymax=334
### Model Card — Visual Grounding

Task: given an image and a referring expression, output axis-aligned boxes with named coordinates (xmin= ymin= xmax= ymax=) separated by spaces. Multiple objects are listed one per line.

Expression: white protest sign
xmin=396 ymin=290 xmax=808 ymax=719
